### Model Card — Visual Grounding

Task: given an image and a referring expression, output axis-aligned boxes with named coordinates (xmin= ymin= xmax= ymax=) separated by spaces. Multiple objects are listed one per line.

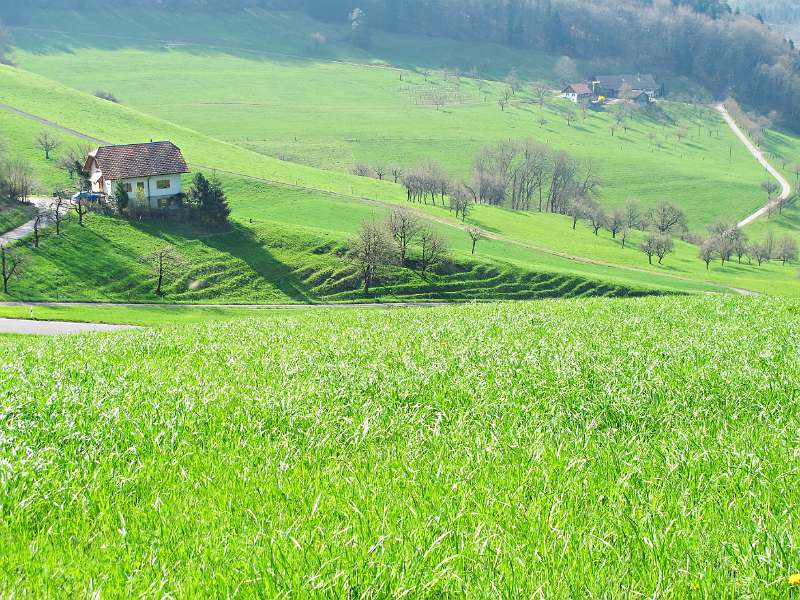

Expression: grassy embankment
xmin=2 ymin=296 xmax=799 ymax=596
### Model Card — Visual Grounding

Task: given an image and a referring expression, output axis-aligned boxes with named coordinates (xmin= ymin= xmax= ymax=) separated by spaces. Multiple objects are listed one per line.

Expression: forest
xmin=2 ymin=0 xmax=799 ymax=129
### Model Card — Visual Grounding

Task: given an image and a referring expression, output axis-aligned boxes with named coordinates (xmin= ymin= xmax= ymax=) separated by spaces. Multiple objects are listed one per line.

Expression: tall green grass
xmin=1 ymin=296 xmax=799 ymax=596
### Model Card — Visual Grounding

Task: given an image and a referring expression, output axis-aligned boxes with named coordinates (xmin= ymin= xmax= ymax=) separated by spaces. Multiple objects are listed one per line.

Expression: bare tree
xmin=351 ymin=164 xmax=373 ymax=178
xmin=449 ymin=183 xmax=473 ymax=222
xmin=648 ymin=201 xmax=687 ymax=235
xmin=607 ymin=209 xmax=626 ymax=239
xmin=761 ymin=180 xmax=779 ymax=216
xmin=349 ymin=219 xmax=396 ymax=294
xmin=564 ymin=108 xmax=576 ymax=127
xmin=1 ymin=245 xmax=25 ymax=294
xmin=640 ymin=234 xmax=670 ymax=265
xmin=74 ymin=198 xmax=89 ymax=227
xmin=139 ymin=245 xmax=188 ymax=296
xmin=390 ymin=166 xmax=403 ymax=184
xmin=467 ymin=226 xmax=483 ymax=255
xmin=587 ymin=202 xmax=606 ymax=236
xmin=624 ymin=199 xmax=644 ymax=230
xmin=699 ymin=239 xmax=717 ymax=269
xmin=36 ymin=131 xmax=61 ymax=160
xmin=32 ymin=211 xmax=47 ymax=249
xmin=7 ymin=159 xmax=36 ymax=202
xmin=373 ymin=164 xmax=387 ymax=181
xmin=751 ymin=242 xmax=771 ymax=266
xmin=654 ymin=235 xmax=674 ymax=264
xmin=531 ymin=83 xmax=548 ymax=109
xmin=775 ymin=236 xmax=798 ymax=265
xmin=620 ymin=226 xmax=631 ymax=249
xmin=417 ymin=227 xmax=447 ymax=275
xmin=50 ymin=191 xmax=68 ymax=236
xmin=386 ymin=207 xmax=420 ymax=266
xmin=499 ymin=97 xmax=508 ymax=112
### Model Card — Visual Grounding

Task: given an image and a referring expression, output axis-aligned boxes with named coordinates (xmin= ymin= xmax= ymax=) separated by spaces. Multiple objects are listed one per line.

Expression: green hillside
xmin=3 ymin=296 xmax=800 ymax=596
xmin=1 ymin=8 xmax=799 ymax=300
xmin=9 ymin=9 xmax=769 ymax=227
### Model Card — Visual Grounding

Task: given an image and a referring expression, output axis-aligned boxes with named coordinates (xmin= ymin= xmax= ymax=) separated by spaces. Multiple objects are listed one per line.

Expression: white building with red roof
xmin=84 ymin=141 xmax=190 ymax=209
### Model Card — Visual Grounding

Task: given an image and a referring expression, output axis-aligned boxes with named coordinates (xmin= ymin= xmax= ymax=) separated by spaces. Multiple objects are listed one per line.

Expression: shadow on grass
xmin=128 ymin=219 xmax=314 ymax=302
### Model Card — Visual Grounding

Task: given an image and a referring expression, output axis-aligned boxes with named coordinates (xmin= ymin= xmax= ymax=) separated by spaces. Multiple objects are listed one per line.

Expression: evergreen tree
xmin=113 ymin=179 xmax=129 ymax=214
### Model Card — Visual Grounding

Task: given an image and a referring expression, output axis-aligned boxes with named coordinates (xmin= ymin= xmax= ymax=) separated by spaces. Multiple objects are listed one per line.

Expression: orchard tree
xmin=468 ymin=226 xmax=483 ymax=255
xmin=140 ymin=245 xmax=187 ymax=296
xmin=386 ymin=207 xmax=420 ymax=266
xmin=1 ymin=245 xmax=25 ymax=294
xmin=418 ymin=227 xmax=447 ymax=275
xmin=35 ymin=131 xmax=61 ymax=160
xmin=349 ymin=219 xmax=396 ymax=294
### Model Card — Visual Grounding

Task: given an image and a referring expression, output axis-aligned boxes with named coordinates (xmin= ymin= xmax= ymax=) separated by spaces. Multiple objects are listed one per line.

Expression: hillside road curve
xmin=716 ymin=104 xmax=792 ymax=228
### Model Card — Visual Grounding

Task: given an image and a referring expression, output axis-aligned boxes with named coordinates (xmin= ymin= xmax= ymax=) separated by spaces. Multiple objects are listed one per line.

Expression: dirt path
xmin=716 ymin=104 xmax=792 ymax=228
xmin=0 ymin=197 xmax=72 ymax=246
xmin=0 ymin=317 xmax=138 ymax=335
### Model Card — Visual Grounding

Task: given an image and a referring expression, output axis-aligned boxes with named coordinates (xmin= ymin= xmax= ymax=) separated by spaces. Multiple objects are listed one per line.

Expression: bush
xmin=94 ymin=91 xmax=119 ymax=103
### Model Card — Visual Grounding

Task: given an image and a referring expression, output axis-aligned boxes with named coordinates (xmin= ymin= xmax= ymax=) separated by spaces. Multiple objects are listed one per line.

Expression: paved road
xmin=716 ymin=104 xmax=792 ymax=228
xmin=0 ymin=318 xmax=139 ymax=335
xmin=0 ymin=197 xmax=72 ymax=247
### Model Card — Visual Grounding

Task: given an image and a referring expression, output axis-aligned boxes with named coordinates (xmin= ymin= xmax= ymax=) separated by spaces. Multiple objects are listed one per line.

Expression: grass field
xmin=2 ymin=296 xmax=799 ymax=596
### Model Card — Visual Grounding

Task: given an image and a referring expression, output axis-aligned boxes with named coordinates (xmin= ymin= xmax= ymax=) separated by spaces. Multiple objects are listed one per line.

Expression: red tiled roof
xmin=564 ymin=83 xmax=591 ymax=95
xmin=90 ymin=142 xmax=190 ymax=180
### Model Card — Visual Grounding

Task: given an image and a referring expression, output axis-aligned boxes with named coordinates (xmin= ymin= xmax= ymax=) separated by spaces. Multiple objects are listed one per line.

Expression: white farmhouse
xmin=85 ymin=141 xmax=190 ymax=209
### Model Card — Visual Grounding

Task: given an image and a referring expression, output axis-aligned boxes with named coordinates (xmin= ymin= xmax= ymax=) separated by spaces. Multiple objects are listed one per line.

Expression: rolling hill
xmin=0 ymin=7 xmax=798 ymax=301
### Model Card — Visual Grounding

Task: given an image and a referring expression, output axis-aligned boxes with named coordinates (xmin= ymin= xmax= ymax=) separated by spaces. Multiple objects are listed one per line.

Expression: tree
xmin=417 ymin=227 xmax=447 ymax=275
xmin=6 ymin=159 xmax=35 ymax=202
xmin=35 ymin=131 xmax=61 ymax=160
xmin=554 ymin=56 xmax=578 ymax=84
xmin=775 ymin=236 xmax=798 ymax=265
xmin=654 ymin=235 xmax=674 ymax=264
xmin=624 ymin=199 xmax=644 ymax=230
xmin=373 ymin=164 xmax=387 ymax=181
xmin=50 ymin=191 xmax=68 ymax=236
xmin=607 ymin=209 xmax=626 ymax=239
xmin=386 ymin=207 xmax=420 ymax=266
xmin=468 ymin=226 xmax=483 ymax=255
xmin=751 ymin=242 xmax=771 ymax=266
xmin=31 ymin=211 xmax=47 ymax=249
xmin=139 ymin=245 xmax=187 ymax=296
xmin=564 ymin=108 xmax=575 ymax=127
xmin=761 ymin=180 xmax=779 ymax=216
xmin=449 ymin=183 xmax=472 ymax=222
xmin=648 ymin=201 xmax=687 ymax=235
xmin=349 ymin=219 xmax=395 ymax=294
xmin=639 ymin=234 xmax=659 ymax=265
xmin=188 ymin=173 xmax=230 ymax=228
xmin=74 ymin=197 xmax=89 ymax=227
xmin=699 ymin=239 xmax=717 ymax=269
xmin=113 ymin=180 xmax=129 ymax=214
xmin=390 ymin=166 xmax=403 ymax=184
xmin=587 ymin=202 xmax=606 ymax=236
xmin=348 ymin=8 xmax=371 ymax=49
xmin=0 ymin=245 xmax=25 ymax=294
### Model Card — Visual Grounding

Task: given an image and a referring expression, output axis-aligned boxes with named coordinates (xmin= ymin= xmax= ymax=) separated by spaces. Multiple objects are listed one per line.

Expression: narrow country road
xmin=716 ymin=104 xmax=792 ymax=228
xmin=0 ymin=318 xmax=138 ymax=335
xmin=0 ymin=197 xmax=72 ymax=247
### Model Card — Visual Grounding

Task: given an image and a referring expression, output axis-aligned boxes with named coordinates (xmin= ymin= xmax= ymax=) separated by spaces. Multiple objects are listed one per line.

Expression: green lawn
xmin=2 ymin=296 xmax=800 ymax=596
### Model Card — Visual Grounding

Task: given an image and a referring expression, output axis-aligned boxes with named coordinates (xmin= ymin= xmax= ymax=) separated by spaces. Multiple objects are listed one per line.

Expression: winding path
xmin=716 ymin=104 xmax=792 ymax=228
xmin=0 ymin=197 xmax=72 ymax=247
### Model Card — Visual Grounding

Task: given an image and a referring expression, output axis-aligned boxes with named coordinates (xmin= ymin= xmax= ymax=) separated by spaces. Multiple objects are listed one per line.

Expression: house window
xmin=123 ymin=183 xmax=132 ymax=193
xmin=156 ymin=179 xmax=171 ymax=190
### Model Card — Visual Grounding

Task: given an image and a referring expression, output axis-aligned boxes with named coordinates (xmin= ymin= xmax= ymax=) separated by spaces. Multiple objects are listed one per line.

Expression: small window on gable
xmin=123 ymin=183 xmax=132 ymax=193
xmin=156 ymin=179 xmax=171 ymax=190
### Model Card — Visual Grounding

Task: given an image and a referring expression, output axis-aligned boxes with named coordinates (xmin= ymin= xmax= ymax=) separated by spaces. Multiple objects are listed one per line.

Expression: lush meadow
xmin=1 ymin=297 xmax=799 ymax=596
